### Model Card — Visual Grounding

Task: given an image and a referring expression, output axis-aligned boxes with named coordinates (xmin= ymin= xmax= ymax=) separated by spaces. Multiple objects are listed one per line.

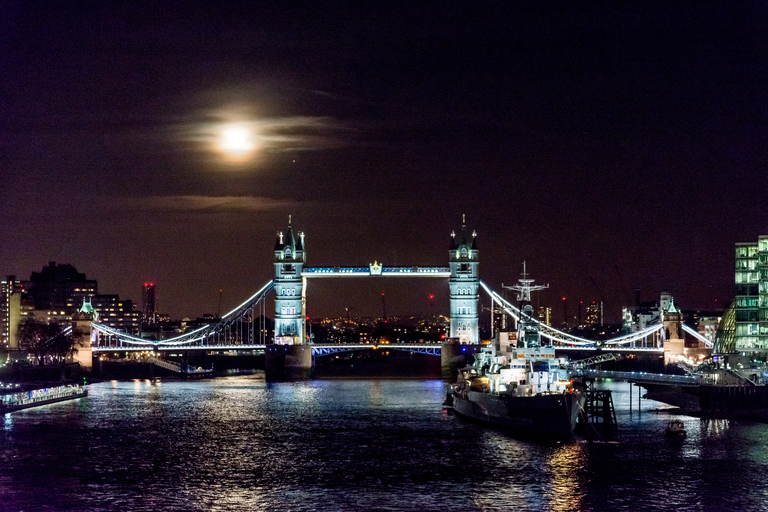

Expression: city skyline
xmin=2 ymin=3 xmax=766 ymax=320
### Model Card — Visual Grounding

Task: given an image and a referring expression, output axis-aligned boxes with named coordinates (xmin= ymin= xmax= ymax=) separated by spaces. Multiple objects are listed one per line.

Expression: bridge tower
xmin=273 ymin=217 xmax=305 ymax=344
xmin=662 ymin=298 xmax=685 ymax=367
xmin=448 ymin=217 xmax=479 ymax=344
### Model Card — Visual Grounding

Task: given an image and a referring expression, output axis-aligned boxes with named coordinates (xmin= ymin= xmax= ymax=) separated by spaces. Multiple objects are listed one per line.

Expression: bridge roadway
xmin=91 ymin=343 xmax=663 ymax=356
xmin=302 ymin=266 xmax=450 ymax=277
xmin=90 ymin=342 xmax=444 ymax=356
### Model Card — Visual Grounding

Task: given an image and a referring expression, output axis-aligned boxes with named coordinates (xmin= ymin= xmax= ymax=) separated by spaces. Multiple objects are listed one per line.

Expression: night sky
xmin=2 ymin=2 xmax=767 ymax=322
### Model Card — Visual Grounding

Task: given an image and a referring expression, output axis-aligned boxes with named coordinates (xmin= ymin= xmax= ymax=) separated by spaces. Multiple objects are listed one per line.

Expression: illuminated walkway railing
xmin=311 ymin=343 xmax=442 ymax=357
xmin=302 ymin=266 xmax=450 ymax=277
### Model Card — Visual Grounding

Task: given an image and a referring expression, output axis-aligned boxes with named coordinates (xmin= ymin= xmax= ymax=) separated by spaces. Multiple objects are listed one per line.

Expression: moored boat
xmin=665 ymin=419 xmax=686 ymax=437
xmin=0 ymin=384 xmax=88 ymax=413
xmin=449 ymin=263 xmax=585 ymax=438
xmin=451 ymin=350 xmax=584 ymax=438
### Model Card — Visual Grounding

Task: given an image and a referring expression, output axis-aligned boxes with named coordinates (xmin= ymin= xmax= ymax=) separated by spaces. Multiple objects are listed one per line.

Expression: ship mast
xmin=503 ymin=261 xmax=549 ymax=304
xmin=503 ymin=262 xmax=549 ymax=348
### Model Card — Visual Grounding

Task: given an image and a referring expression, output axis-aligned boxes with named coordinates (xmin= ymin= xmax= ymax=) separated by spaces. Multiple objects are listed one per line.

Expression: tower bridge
xmin=86 ymin=217 xmax=713 ymax=379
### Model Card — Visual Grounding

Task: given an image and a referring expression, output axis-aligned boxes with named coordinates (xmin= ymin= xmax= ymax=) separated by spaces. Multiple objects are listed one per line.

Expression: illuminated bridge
xmin=88 ymin=218 xmax=713 ymax=373
xmin=90 ymin=278 xmax=709 ymax=354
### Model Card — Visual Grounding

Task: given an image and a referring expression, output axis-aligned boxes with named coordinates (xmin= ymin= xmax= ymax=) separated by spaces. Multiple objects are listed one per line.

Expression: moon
xmin=217 ymin=124 xmax=257 ymax=161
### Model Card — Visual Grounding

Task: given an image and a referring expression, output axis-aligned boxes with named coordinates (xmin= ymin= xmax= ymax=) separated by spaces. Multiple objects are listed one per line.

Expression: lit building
xmin=2 ymin=263 xmax=141 ymax=351
xmin=142 ymin=282 xmax=156 ymax=324
xmin=537 ymin=305 xmax=552 ymax=326
xmin=492 ymin=304 xmax=510 ymax=333
xmin=585 ymin=301 xmax=599 ymax=326
xmin=622 ymin=290 xmax=672 ymax=333
xmin=91 ymin=295 xmax=141 ymax=335
xmin=733 ymin=238 xmax=766 ymax=351
xmin=1 ymin=276 xmax=24 ymax=350
xmin=3 ymin=263 xmax=96 ymax=350
xmin=621 ymin=290 xmax=671 ymax=347
xmin=26 ymin=262 xmax=97 ymax=311
xmin=698 ymin=315 xmax=721 ymax=343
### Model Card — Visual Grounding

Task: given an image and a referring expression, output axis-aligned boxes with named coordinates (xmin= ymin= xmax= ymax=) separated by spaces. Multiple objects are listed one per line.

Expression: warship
xmin=449 ymin=263 xmax=584 ymax=438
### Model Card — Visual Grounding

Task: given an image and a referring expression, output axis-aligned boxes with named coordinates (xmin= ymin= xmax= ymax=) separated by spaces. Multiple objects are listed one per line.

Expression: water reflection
xmin=546 ymin=443 xmax=587 ymax=512
xmin=2 ymin=378 xmax=768 ymax=512
xmin=369 ymin=380 xmax=382 ymax=407
xmin=701 ymin=418 xmax=730 ymax=438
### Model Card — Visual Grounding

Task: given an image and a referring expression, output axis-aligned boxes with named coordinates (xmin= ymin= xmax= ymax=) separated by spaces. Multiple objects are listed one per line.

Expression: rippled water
xmin=2 ymin=376 xmax=768 ymax=512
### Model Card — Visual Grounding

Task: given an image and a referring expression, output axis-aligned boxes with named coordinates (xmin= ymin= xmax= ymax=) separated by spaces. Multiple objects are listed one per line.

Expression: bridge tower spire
xmin=274 ymin=217 xmax=305 ymax=344
xmin=448 ymin=217 xmax=479 ymax=344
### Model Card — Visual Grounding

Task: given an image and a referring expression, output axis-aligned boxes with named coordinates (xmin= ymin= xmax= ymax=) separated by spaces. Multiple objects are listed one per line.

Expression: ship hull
xmin=453 ymin=390 xmax=584 ymax=439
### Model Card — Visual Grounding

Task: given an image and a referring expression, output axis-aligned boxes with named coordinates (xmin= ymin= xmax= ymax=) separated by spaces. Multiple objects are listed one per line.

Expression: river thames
xmin=2 ymin=375 xmax=768 ymax=512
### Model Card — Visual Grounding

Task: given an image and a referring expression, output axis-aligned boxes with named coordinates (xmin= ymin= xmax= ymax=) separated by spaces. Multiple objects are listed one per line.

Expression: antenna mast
xmin=503 ymin=261 xmax=549 ymax=303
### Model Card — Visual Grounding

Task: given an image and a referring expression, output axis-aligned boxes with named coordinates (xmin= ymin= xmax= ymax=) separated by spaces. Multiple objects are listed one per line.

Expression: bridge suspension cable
xmin=479 ymin=281 xmax=664 ymax=346
xmin=92 ymin=280 xmax=275 ymax=348
xmin=681 ymin=324 xmax=714 ymax=349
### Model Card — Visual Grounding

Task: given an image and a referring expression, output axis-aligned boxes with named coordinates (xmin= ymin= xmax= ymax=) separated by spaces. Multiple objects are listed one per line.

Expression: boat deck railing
xmin=1 ymin=384 xmax=87 ymax=410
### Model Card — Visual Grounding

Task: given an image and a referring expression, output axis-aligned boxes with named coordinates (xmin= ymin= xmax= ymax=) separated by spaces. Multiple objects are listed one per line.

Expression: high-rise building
xmin=537 ymin=305 xmax=552 ymax=326
xmin=492 ymin=304 xmax=509 ymax=333
xmin=26 ymin=262 xmax=97 ymax=311
xmin=1 ymin=276 xmax=24 ymax=350
xmin=734 ymin=238 xmax=765 ymax=350
xmin=142 ymin=282 xmax=156 ymax=324
xmin=585 ymin=301 xmax=599 ymax=326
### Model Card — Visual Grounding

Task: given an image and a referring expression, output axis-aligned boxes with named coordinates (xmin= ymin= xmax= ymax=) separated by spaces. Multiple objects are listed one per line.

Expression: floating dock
xmin=0 ymin=384 xmax=88 ymax=413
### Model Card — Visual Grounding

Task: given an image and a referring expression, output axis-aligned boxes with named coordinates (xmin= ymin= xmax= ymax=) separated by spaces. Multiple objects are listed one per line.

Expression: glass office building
xmin=734 ymin=236 xmax=768 ymax=350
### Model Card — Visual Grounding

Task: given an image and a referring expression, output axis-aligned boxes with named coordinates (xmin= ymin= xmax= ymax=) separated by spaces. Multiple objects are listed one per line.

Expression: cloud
xmin=114 ymin=195 xmax=299 ymax=213
xmin=180 ymin=113 xmax=355 ymax=154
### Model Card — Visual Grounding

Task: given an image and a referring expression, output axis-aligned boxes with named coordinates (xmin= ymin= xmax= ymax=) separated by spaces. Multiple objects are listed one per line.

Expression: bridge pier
xmin=265 ymin=344 xmax=313 ymax=381
xmin=441 ymin=343 xmax=482 ymax=379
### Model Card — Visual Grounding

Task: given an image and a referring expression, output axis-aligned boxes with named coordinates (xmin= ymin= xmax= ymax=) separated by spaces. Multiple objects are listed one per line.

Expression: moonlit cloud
xmin=182 ymin=113 xmax=352 ymax=156
xmin=113 ymin=195 xmax=299 ymax=213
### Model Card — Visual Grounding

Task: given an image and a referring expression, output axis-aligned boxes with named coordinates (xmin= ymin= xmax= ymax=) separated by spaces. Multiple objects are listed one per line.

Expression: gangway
xmin=147 ymin=356 xmax=214 ymax=375
xmin=569 ymin=353 xmax=625 ymax=370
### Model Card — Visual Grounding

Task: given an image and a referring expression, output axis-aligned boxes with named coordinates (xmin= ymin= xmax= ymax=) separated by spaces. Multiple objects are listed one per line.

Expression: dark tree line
xmin=16 ymin=318 xmax=83 ymax=365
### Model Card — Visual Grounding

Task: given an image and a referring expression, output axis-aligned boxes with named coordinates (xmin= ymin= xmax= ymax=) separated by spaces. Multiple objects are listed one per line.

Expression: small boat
xmin=665 ymin=420 xmax=686 ymax=437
